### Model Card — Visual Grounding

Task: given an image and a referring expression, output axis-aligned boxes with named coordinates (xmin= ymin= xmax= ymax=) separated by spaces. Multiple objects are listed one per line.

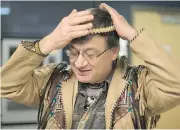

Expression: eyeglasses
xmin=65 ymin=47 xmax=110 ymax=62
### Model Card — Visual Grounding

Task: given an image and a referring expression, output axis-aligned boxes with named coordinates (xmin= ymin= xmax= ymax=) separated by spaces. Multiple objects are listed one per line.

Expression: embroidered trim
xmin=110 ymin=77 xmax=133 ymax=129
xmin=21 ymin=40 xmax=48 ymax=57
xmin=90 ymin=25 xmax=115 ymax=34
xmin=48 ymin=116 xmax=60 ymax=128
xmin=113 ymin=109 xmax=129 ymax=125
xmin=37 ymin=62 xmax=69 ymax=129
xmin=129 ymin=28 xmax=145 ymax=45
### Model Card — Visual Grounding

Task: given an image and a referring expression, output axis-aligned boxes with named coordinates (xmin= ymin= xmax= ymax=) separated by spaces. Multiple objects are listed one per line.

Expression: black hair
xmin=71 ymin=8 xmax=119 ymax=48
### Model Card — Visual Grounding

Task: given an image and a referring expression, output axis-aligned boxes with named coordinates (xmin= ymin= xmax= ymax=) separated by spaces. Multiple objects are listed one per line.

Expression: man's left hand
xmin=100 ymin=3 xmax=137 ymax=41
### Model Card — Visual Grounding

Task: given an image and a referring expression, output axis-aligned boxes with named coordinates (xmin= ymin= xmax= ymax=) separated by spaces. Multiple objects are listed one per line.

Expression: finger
xmin=100 ymin=3 xmax=116 ymax=14
xmin=99 ymin=3 xmax=118 ymax=18
xmin=69 ymin=30 xmax=90 ymax=39
xmin=73 ymin=10 xmax=91 ymax=17
xmin=99 ymin=3 xmax=108 ymax=12
xmin=69 ymin=9 xmax=78 ymax=16
xmin=70 ymin=15 xmax=94 ymax=25
xmin=70 ymin=23 xmax=93 ymax=32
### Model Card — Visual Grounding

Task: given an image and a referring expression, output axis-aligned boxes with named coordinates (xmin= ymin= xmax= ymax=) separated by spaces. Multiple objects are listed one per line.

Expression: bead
xmin=128 ymin=92 xmax=132 ymax=96
xmin=129 ymin=28 xmax=144 ymax=45
xmin=128 ymin=107 xmax=133 ymax=112
xmin=56 ymin=84 xmax=61 ymax=88
xmin=53 ymin=98 xmax=56 ymax=103
xmin=128 ymin=80 xmax=132 ymax=85
xmin=50 ymin=111 xmax=54 ymax=117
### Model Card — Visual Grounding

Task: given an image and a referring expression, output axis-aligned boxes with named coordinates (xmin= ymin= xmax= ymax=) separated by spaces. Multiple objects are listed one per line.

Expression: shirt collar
xmin=78 ymin=59 xmax=117 ymax=93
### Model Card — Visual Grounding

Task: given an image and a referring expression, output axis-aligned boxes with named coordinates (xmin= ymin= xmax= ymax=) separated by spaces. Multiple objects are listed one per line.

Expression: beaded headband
xmin=89 ymin=25 xmax=115 ymax=34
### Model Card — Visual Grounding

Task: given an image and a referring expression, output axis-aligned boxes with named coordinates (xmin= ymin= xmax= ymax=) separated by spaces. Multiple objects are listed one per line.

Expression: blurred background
xmin=1 ymin=1 xmax=180 ymax=129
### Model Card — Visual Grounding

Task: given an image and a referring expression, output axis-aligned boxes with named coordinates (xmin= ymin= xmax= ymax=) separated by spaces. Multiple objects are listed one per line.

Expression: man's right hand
xmin=39 ymin=9 xmax=94 ymax=55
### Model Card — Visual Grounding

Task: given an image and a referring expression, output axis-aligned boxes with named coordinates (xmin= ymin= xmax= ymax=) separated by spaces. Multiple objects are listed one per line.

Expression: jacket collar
xmin=105 ymin=59 xmax=126 ymax=128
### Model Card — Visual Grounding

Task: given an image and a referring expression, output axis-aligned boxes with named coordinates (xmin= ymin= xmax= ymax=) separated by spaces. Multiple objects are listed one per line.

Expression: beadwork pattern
xmin=21 ymin=40 xmax=48 ymax=57
xmin=129 ymin=28 xmax=145 ymax=45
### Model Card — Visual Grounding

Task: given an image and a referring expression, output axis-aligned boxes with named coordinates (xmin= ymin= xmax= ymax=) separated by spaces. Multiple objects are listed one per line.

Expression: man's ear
xmin=111 ymin=47 xmax=120 ymax=60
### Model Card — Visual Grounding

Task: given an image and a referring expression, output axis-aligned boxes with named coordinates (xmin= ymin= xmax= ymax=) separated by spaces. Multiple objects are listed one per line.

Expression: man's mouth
xmin=79 ymin=69 xmax=91 ymax=72
xmin=77 ymin=69 xmax=91 ymax=75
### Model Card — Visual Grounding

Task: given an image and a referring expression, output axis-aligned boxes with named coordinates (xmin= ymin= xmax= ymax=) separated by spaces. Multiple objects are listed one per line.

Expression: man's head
xmin=67 ymin=8 xmax=120 ymax=83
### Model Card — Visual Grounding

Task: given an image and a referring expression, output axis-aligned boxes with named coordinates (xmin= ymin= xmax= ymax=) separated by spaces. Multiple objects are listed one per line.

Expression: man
xmin=1 ymin=3 xmax=180 ymax=129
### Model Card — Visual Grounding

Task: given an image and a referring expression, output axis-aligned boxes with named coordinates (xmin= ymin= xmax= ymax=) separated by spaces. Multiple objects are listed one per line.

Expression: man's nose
xmin=74 ymin=54 xmax=88 ymax=69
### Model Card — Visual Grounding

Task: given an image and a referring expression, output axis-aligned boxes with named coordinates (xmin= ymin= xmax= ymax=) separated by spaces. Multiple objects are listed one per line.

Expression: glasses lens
xmin=65 ymin=50 xmax=70 ymax=56
xmin=66 ymin=50 xmax=79 ymax=59
xmin=83 ymin=53 xmax=97 ymax=61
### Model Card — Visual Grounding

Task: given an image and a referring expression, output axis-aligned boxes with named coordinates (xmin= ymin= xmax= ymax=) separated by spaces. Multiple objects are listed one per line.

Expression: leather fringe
xmin=135 ymin=65 xmax=160 ymax=129
xmin=135 ymin=66 xmax=148 ymax=116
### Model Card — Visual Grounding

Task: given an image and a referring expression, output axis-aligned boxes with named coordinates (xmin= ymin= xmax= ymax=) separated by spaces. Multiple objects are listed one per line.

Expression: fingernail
xmin=86 ymin=30 xmax=90 ymax=34
xmin=73 ymin=9 xmax=77 ymax=12
xmin=89 ymin=23 xmax=93 ymax=27
xmin=91 ymin=15 xmax=94 ymax=19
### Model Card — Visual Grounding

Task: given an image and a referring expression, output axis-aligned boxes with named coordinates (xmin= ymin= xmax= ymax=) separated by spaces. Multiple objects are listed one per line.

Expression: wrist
xmin=126 ymin=28 xmax=137 ymax=41
xmin=39 ymin=36 xmax=54 ymax=55
xmin=128 ymin=28 xmax=145 ymax=44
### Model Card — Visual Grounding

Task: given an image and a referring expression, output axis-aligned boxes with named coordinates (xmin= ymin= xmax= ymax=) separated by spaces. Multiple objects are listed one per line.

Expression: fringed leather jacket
xmin=1 ymin=30 xmax=180 ymax=129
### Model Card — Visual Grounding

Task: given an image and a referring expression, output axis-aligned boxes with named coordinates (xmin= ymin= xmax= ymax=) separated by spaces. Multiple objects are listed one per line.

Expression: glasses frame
xmin=65 ymin=47 xmax=110 ymax=62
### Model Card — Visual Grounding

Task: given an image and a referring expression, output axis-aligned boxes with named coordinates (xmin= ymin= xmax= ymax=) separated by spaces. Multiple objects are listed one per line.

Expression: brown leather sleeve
xmin=0 ymin=44 xmax=56 ymax=107
xmin=130 ymin=30 xmax=180 ymax=117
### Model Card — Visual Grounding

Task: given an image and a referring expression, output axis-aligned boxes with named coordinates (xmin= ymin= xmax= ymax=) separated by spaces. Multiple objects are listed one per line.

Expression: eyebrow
xmin=69 ymin=44 xmax=97 ymax=52
xmin=69 ymin=45 xmax=78 ymax=50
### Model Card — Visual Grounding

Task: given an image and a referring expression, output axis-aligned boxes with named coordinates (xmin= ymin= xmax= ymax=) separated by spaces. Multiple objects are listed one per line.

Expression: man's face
xmin=69 ymin=36 xmax=119 ymax=83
